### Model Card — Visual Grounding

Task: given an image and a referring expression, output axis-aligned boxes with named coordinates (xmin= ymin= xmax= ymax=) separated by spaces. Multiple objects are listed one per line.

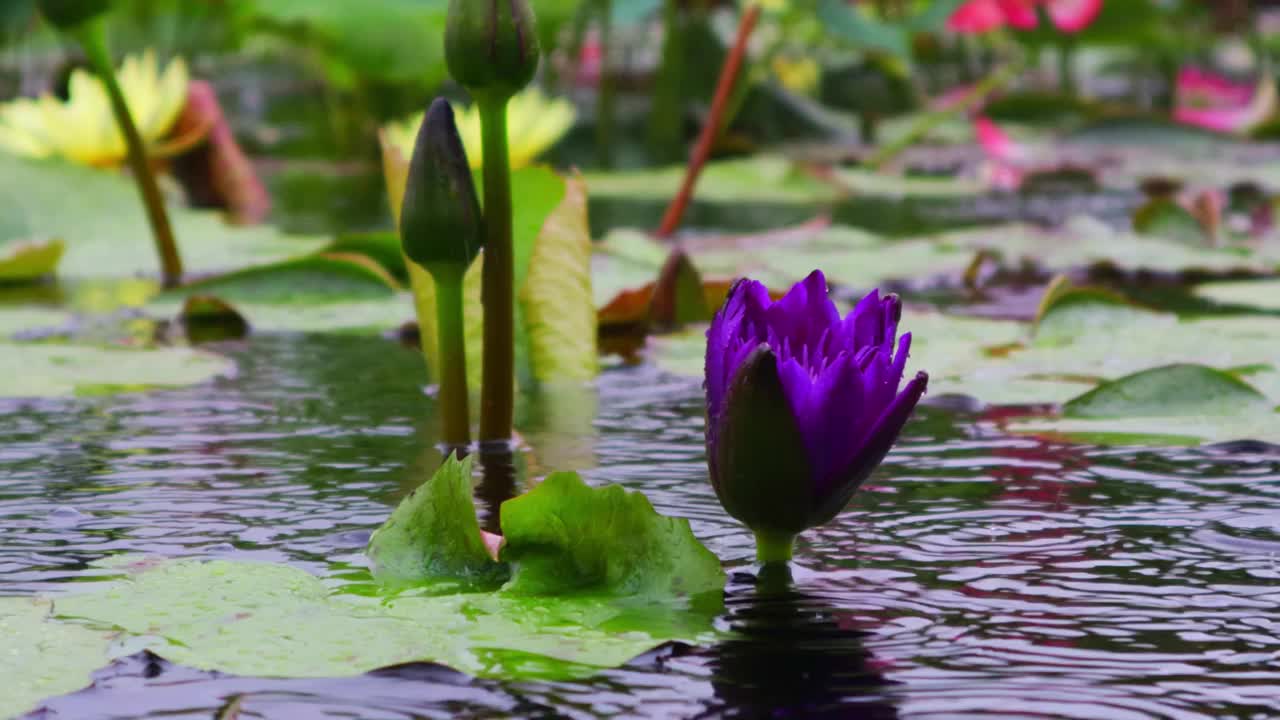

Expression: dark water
xmin=5 ymin=334 xmax=1280 ymax=718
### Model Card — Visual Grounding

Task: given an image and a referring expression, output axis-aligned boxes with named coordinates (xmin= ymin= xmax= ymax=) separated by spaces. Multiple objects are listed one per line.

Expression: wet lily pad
xmin=0 ymin=597 xmax=114 ymax=719
xmin=46 ymin=556 xmax=720 ymax=683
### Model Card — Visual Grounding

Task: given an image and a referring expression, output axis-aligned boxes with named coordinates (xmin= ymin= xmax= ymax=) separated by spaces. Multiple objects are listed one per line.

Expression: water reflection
xmin=704 ymin=567 xmax=898 ymax=719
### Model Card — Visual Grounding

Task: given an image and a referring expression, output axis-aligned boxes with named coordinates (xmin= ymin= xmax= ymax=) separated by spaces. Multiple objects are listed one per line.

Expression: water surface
xmin=4 ymin=335 xmax=1280 ymax=718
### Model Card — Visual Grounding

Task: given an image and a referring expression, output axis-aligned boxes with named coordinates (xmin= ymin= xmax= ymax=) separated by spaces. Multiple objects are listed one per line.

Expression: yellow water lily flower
xmin=383 ymin=87 xmax=576 ymax=172
xmin=0 ymin=50 xmax=189 ymax=167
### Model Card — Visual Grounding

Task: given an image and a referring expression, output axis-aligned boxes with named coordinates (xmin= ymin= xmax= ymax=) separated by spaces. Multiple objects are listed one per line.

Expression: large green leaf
xmin=250 ymin=0 xmax=449 ymax=88
xmin=520 ymin=173 xmax=598 ymax=381
xmin=0 ymin=155 xmax=327 ymax=280
xmin=0 ymin=597 xmax=114 ymax=720
xmin=410 ymin=167 xmax=595 ymax=385
xmin=367 ymin=454 xmax=509 ymax=590
xmin=500 ymin=472 xmax=726 ymax=600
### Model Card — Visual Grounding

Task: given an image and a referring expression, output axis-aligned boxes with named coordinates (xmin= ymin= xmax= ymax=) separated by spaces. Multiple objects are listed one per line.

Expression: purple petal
xmin=811 ymin=371 xmax=929 ymax=523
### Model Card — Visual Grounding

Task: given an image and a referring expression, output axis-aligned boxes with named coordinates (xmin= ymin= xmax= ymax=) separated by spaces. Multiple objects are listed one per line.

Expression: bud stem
xmin=433 ymin=267 xmax=471 ymax=449
xmin=74 ymin=21 xmax=184 ymax=289
xmin=477 ymin=94 xmax=516 ymax=443
xmin=754 ymin=529 xmax=795 ymax=565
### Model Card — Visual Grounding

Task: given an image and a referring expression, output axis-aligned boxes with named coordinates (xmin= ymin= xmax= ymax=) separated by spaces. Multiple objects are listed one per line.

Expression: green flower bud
xmin=37 ymin=0 xmax=111 ymax=30
xmin=399 ymin=98 xmax=484 ymax=274
xmin=445 ymin=0 xmax=540 ymax=100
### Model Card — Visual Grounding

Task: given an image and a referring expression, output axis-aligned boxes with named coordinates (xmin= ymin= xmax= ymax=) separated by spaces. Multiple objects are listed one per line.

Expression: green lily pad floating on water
xmin=11 ymin=459 xmax=725 ymax=704
xmin=0 ymin=342 xmax=234 ymax=398
xmin=0 ymin=154 xmax=327 ymax=280
xmin=1194 ymin=278 xmax=1280 ymax=312
xmin=1012 ymin=364 xmax=1280 ymax=446
xmin=0 ymin=597 xmax=115 ymax=720
xmin=148 ymin=253 xmax=414 ymax=334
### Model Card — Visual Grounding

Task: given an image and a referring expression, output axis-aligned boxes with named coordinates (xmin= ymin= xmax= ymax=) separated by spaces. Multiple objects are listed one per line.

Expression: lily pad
xmin=367 ymin=454 xmax=509 ymax=590
xmin=584 ymin=155 xmax=841 ymax=205
xmin=500 ymin=472 xmax=726 ymax=600
xmin=1132 ymin=198 xmax=1210 ymax=246
xmin=0 ymin=154 xmax=327 ymax=280
xmin=1013 ymin=366 xmax=1280 ymax=446
xmin=0 ymin=238 xmax=63 ymax=283
xmin=0 ymin=597 xmax=114 ymax=719
xmin=1062 ymin=364 xmax=1273 ymax=419
xmin=1194 ymin=278 xmax=1280 ymax=311
xmin=0 ymin=342 xmax=234 ymax=398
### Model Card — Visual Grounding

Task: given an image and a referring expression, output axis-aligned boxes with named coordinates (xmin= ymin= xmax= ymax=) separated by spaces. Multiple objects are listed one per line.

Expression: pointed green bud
xmin=399 ymin=98 xmax=484 ymax=275
xmin=445 ymin=0 xmax=540 ymax=100
xmin=37 ymin=0 xmax=112 ymax=30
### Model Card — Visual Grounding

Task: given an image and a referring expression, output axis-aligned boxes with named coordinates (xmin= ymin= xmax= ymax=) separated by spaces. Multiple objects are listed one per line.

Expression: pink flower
xmin=947 ymin=0 xmax=1101 ymax=34
xmin=974 ymin=116 xmax=1028 ymax=190
xmin=1174 ymin=67 xmax=1277 ymax=134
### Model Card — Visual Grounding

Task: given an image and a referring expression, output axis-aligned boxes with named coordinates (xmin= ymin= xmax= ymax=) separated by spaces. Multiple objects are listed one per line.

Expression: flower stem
xmin=476 ymin=93 xmax=515 ymax=444
xmin=754 ymin=529 xmax=795 ymax=565
xmin=655 ymin=3 xmax=760 ymax=239
xmin=432 ymin=267 xmax=471 ymax=449
xmin=74 ymin=21 xmax=184 ymax=289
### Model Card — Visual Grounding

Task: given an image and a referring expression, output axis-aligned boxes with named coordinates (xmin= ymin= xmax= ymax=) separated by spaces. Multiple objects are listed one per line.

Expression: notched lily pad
xmin=500 ymin=472 xmax=726 ymax=600
xmin=367 ymin=454 xmax=510 ymax=590
xmin=0 ymin=342 xmax=234 ymax=398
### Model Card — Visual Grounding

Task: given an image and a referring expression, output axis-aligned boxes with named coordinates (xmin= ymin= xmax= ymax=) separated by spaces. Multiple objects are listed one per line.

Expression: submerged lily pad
xmin=0 ymin=597 xmax=114 ymax=719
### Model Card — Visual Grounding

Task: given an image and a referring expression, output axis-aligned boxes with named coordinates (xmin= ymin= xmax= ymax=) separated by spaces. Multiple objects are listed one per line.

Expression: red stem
xmin=655 ymin=4 xmax=760 ymax=239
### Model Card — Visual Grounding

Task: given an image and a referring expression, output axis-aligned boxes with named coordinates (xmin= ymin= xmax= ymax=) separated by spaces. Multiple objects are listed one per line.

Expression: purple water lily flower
xmin=704 ymin=270 xmax=928 ymax=563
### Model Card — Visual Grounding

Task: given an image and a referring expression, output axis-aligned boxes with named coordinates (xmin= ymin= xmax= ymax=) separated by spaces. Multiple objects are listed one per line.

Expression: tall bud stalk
xmin=445 ymin=0 xmax=540 ymax=445
xmin=400 ymin=99 xmax=485 ymax=450
xmin=39 ymin=1 xmax=184 ymax=288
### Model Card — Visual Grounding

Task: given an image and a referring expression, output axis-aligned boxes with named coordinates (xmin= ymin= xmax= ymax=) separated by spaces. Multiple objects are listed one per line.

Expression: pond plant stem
xmin=655 ymin=3 xmax=760 ymax=239
xmin=477 ymin=95 xmax=516 ymax=443
xmin=754 ymin=529 xmax=795 ymax=565
xmin=75 ymin=21 xmax=184 ymax=289
xmin=865 ymin=60 xmax=1021 ymax=171
xmin=433 ymin=269 xmax=471 ymax=449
